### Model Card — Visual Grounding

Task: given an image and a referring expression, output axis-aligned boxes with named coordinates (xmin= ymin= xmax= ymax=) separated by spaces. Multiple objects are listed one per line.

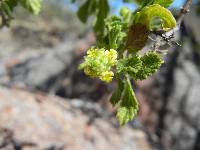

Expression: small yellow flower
xmin=79 ymin=47 xmax=118 ymax=83
xmin=100 ymin=71 xmax=114 ymax=83
xmin=105 ymin=49 xmax=118 ymax=65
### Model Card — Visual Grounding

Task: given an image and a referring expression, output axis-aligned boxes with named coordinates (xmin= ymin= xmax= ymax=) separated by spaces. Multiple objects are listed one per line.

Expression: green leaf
xmin=132 ymin=0 xmax=174 ymax=8
xmin=4 ymin=0 xmax=18 ymax=12
xmin=141 ymin=0 xmax=154 ymax=7
xmin=116 ymin=78 xmax=139 ymax=126
xmin=77 ymin=0 xmax=97 ymax=23
xmin=116 ymin=54 xmax=142 ymax=75
xmin=20 ymin=0 xmax=42 ymax=14
xmin=123 ymin=0 xmax=135 ymax=2
xmin=126 ymin=4 xmax=176 ymax=51
xmin=120 ymin=7 xmax=132 ymax=23
xmin=94 ymin=0 xmax=109 ymax=40
xmin=153 ymin=0 xmax=174 ymax=8
xmin=1 ymin=2 xmax=13 ymax=18
xmin=105 ymin=16 xmax=127 ymax=49
xmin=133 ymin=4 xmax=176 ymax=31
xmin=149 ymin=16 xmax=164 ymax=31
xmin=110 ymin=79 xmax=124 ymax=106
xmin=135 ymin=51 xmax=164 ymax=80
xmin=0 ymin=0 xmax=19 ymax=26
xmin=116 ymin=52 xmax=163 ymax=80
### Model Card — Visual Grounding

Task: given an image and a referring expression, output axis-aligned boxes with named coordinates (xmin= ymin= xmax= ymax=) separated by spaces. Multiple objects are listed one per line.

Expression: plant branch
xmin=152 ymin=0 xmax=193 ymax=46
xmin=167 ymin=0 xmax=193 ymax=35
xmin=176 ymin=0 xmax=193 ymax=25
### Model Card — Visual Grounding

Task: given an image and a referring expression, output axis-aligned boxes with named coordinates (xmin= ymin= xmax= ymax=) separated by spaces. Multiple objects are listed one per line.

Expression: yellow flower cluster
xmin=79 ymin=48 xmax=118 ymax=83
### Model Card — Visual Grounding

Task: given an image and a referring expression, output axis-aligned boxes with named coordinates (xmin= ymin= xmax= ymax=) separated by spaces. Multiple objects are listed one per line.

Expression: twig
xmin=151 ymin=0 xmax=193 ymax=49
xmin=176 ymin=0 xmax=193 ymax=25
xmin=166 ymin=0 xmax=193 ymax=36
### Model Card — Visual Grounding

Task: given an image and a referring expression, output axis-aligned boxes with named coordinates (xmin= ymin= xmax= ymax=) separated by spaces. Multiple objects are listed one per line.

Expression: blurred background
xmin=0 ymin=0 xmax=200 ymax=150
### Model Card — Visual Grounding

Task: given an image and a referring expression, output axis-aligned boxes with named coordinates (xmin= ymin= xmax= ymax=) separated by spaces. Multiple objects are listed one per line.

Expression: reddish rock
xmin=0 ymin=87 xmax=151 ymax=150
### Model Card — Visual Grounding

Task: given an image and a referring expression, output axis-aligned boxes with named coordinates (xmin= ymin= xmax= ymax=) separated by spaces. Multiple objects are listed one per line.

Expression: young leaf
xmin=135 ymin=51 xmax=164 ymax=80
xmin=110 ymin=79 xmax=124 ymax=106
xmin=105 ymin=16 xmax=127 ymax=49
xmin=20 ymin=0 xmax=42 ymax=14
xmin=116 ymin=54 xmax=142 ymax=75
xmin=120 ymin=7 xmax=132 ymax=22
xmin=116 ymin=78 xmax=139 ymax=126
xmin=127 ymin=4 xmax=176 ymax=51
xmin=133 ymin=4 xmax=176 ymax=31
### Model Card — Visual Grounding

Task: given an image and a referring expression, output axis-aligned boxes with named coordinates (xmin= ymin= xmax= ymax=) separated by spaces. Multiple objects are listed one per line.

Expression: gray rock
xmin=185 ymin=84 xmax=200 ymax=129
xmin=168 ymin=68 xmax=190 ymax=114
xmin=153 ymin=6 xmax=200 ymax=149
xmin=164 ymin=115 xmax=197 ymax=150
xmin=8 ymin=40 xmax=76 ymax=90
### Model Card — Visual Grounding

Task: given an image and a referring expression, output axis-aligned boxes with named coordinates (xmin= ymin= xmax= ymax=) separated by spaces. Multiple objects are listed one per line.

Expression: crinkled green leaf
xmin=105 ymin=16 xmax=127 ymax=49
xmin=20 ymin=0 xmax=42 ymax=14
xmin=110 ymin=79 xmax=124 ymax=106
xmin=135 ymin=51 xmax=164 ymax=80
xmin=100 ymin=7 xmax=131 ymax=49
xmin=116 ymin=52 xmax=163 ymax=80
xmin=116 ymin=78 xmax=139 ymax=126
xmin=116 ymin=54 xmax=142 ymax=75
xmin=77 ymin=0 xmax=97 ymax=23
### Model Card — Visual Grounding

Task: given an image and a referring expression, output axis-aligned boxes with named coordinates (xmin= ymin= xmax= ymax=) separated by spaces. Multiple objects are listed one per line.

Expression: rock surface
xmin=154 ymin=6 xmax=200 ymax=150
xmin=0 ymin=86 xmax=151 ymax=150
xmin=0 ymin=2 xmax=200 ymax=150
xmin=7 ymin=40 xmax=75 ymax=90
xmin=134 ymin=5 xmax=200 ymax=150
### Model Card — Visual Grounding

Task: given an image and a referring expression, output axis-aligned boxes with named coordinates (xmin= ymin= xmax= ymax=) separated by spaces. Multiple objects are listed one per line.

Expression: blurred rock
xmin=7 ymin=40 xmax=75 ymax=90
xmin=0 ymin=86 xmax=151 ymax=150
xmin=0 ymin=32 xmax=103 ymax=101
xmin=0 ymin=2 xmax=88 ymax=93
xmin=185 ymin=84 xmax=200 ymax=129
xmin=153 ymin=5 xmax=200 ymax=150
xmin=135 ymin=5 xmax=200 ymax=150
